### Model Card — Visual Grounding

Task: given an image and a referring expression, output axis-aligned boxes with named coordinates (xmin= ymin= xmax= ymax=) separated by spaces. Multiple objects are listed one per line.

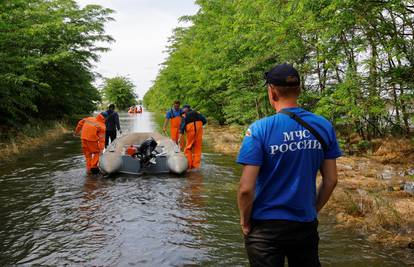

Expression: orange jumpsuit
xmin=184 ymin=121 xmax=204 ymax=169
xmin=167 ymin=109 xmax=184 ymax=149
xmin=75 ymin=114 xmax=106 ymax=172
xmin=170 ymin=114 xmax=181 ymax=144
xmin=181 ymin=110 xmax=206 ymax=169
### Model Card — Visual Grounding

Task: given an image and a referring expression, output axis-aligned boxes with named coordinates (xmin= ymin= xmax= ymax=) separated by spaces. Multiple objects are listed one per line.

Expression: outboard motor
xmin=137 ymin=137 xmax=158 ymax=167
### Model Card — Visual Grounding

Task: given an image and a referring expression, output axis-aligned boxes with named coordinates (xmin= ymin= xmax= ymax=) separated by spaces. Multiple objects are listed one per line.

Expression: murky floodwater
xmin=0 ymin=112 xmax=412 ymax=266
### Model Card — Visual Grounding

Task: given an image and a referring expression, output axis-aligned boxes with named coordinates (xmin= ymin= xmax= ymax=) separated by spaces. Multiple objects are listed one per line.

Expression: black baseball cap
xmin=264 ymin=63 xmax=300 ymax=86
xmin=183 ymin=104 xmax=191 ymax=109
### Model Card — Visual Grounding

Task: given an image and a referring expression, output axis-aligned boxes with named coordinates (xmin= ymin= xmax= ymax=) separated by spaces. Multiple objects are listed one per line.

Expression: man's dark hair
xmin=265 ymin=63 xmax=301 ymax=98
xmin=272 ymin=84 xmax=301 ymax=98
xmin=174 ymin=100 xmax=180 ymax=105
xmin=108 ymin=104 xmax=115 ymax=110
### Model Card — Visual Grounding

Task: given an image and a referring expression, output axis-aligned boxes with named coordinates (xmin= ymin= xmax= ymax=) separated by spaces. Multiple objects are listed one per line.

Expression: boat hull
xmin=100 ymin=132 xmax=188 ymax=175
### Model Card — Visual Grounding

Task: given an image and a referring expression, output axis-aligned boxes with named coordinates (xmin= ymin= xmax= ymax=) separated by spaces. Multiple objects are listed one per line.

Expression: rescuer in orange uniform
xmin=179 ymin=104 xmax=207 ymax=170
xmin=162 ymin=100 xmax=183 ymax=146
xmin=74 ymin=113 xmax=107 ymax=174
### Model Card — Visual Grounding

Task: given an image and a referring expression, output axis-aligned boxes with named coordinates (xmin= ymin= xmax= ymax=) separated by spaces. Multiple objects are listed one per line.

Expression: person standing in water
xmin=163 ymin=100 xmax=183 ymax=145
xmin=179 ymin=104 xmax=207 ymax=170
xmin=74 ymin=112 xmax=107 ymax=174
xmin=104 ymin=104 xmax=121 ymax=148
xmin=237 ymin=63 xmax=341 ymax=267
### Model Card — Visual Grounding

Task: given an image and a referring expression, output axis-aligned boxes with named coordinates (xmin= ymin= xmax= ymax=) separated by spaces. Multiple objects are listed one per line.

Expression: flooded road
xmin=0 ymin=112 xmax=412 ymax=266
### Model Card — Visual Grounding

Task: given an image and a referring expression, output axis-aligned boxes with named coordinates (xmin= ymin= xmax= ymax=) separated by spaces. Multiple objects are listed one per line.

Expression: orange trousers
xmin=170 ymin=116 xmax=184 ymax=150
xmin=81 ymin=139 xmax=101 ymax=171
xmin=170 ymin=126 xmax=180 ymax=143
xmin=184 ymin=121 xmax=203 ymax=169
xmin=170 ymin=127 xmax=185 ymax=150
xmin=170 ymin=116 xmax=181 ymax=142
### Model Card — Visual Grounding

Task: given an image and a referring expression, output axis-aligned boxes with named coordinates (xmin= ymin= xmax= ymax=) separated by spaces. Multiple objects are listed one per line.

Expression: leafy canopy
xmin=144 ymin=0 xmax=413 ymax=139
xmin=102 ymin=76 xmax=137 ymax=109
xmin=0 ymin=0 xmax=113 ymax=128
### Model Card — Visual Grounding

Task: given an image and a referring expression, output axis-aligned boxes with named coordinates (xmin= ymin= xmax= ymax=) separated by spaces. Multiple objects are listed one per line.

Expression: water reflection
xmin=79 ymin=176 xmax=107 ymax=225
xmin=181 ymin=172 xmax=206 ymax=209
xmin=125 ymin=112 xmax=155 ymax=133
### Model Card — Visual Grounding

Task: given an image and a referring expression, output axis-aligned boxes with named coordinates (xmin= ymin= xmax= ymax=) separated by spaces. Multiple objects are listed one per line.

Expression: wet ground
xmin=0 ymin=112 xmax=412 ymax=266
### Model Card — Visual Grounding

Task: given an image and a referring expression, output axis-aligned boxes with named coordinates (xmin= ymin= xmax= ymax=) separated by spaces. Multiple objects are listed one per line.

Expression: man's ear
xmin=269 ymin=84 xmax=279 ymax=101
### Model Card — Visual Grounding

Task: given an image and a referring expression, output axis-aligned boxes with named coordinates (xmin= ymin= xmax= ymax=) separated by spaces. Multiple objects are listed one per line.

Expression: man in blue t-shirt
xmin=237 ymin=63 xmax=341 ymax=267
xmin=162 ymin=100 xmax=183 ymax=145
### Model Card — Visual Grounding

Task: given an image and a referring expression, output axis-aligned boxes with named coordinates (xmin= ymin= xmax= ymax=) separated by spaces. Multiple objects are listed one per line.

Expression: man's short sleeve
xmin=165 ymin=110 xmax=172 ymax=119
xmin=236 ymin=123 xmax=264 ymax=166
xmin=324 ymin=126 xmax=342 ymax=159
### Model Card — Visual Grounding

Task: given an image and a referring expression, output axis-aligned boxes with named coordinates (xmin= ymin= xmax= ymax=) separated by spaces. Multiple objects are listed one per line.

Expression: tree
xmin=102 ymin=76 xmax=137 ymax=109
xmin=0 ymin=0 xmax=114 ymax=127
xmin=144 ymin=0 xmax=413 ymax=138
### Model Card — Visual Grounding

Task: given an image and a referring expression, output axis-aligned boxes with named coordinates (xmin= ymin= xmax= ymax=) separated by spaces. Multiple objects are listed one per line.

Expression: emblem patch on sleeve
xmin=245 ymin=128 xmax=252 ymax=137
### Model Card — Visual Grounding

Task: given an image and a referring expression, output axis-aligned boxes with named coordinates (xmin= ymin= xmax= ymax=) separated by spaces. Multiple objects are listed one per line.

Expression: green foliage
xmin=102 ymin=76 xmax=137 ymax=109
xmin=0 ymin=0 xmax=113 ymax=128
xmin=144 ymin=0 xmax=413 ymax=138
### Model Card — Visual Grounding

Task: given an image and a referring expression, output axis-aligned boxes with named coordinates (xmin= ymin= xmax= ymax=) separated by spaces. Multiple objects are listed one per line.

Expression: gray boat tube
xmin=99 ymin=132 xmax=188 ymax=175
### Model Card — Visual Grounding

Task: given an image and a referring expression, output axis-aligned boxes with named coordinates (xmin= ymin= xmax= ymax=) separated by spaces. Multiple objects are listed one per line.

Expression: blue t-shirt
xmin=166 ymin=108 xmax=182 ymax=119
xmin=237 ymin=107 xmax=342 ymax=222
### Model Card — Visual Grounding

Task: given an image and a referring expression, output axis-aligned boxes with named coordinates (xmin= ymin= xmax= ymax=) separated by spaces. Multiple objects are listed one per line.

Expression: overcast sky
xmin=77 ymin=0 xmax=198 ymax=99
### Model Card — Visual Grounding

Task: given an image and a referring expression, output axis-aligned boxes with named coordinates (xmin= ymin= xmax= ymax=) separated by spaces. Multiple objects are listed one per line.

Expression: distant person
xmin=237 ymin=63 xmax=341 ymax=267
xmin=163 ymin=100 xmax=183 ymax=145
xmin=179 ymin=104 xmax=207 ymax=170
xmin=74 ymin=112 xmax=107 ymax=174
xmin=104 ymin=104 xmax=121 ymax=148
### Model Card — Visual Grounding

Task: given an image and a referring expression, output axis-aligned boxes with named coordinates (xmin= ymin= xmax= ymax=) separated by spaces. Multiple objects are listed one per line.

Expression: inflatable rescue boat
xmin=99 ymin=132 xmax=188 ymax=175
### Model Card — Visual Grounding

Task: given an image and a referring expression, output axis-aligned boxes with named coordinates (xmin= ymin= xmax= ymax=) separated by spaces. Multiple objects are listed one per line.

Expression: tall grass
xmin=0 ymin=120 xmax=70 ymax=160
